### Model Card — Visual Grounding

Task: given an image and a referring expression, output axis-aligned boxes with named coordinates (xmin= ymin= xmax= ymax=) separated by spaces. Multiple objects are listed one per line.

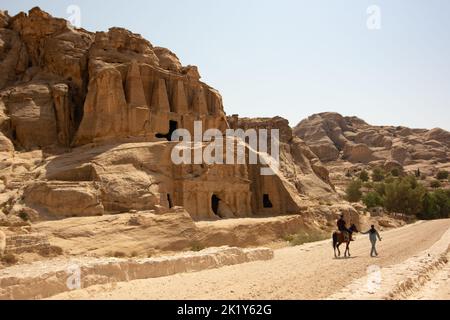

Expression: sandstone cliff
xmin=1 ymin=8 xmax=332 ymax=224
xmin=228 ymin=116 xmax=337 ymax=200
xmin=0 ymin=7 xmax=228 ymax=151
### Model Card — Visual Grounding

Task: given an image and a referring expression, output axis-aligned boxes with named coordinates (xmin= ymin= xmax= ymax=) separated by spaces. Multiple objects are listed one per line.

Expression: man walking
xmin=361 ymin=225 xmax=382 ymax=257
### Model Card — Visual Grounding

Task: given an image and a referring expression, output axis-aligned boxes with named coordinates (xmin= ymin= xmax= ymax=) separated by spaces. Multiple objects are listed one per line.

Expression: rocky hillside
xmin=293 ymin=112 xmax=450 ymax=193
xmin=294 ymin=112 xmax=449 ymax=168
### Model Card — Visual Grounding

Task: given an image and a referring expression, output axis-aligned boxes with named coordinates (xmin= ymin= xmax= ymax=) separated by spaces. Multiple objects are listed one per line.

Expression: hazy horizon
xmin=1 ymin=0 xmax=449 ymax=130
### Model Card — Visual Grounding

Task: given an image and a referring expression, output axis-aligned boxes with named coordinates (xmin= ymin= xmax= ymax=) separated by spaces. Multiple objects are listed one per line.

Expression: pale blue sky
xmin=1 ymin=0 xmax=449 ymax=130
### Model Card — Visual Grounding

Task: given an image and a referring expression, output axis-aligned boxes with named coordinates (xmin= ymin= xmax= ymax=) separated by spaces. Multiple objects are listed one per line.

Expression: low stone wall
xmin=0 ymin=246 xmax=273 ymax=300
xmin=5 ymin=233 xmax=50 ymax=254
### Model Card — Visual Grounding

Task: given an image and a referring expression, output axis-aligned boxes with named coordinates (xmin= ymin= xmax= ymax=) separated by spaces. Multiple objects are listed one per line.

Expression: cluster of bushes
xmin=345 ymin=169 xmax=449 ymax=220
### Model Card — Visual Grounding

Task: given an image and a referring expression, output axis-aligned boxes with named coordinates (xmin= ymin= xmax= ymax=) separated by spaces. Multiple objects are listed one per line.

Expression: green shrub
xmin=359 ymin=170 xmax=369 ymax=182
xmin=419 ymin=189 xmax=450 ymax=220
xmin=436 ymin=170 xmax=449 ymax=180
xmin=345 ymin=180 xmax=362 ymax=202
xmin=190 ymin=242 xmax=205 ymax=252
xmin=430 ymin=180 xmax=441 ymax=189
xmin=373 ymin=182 xmax=386 ymax=196
xmin=18 ymin=211 xmax=29 ymax=221
xmin=383 ymin=176 xmax=426 ymax=215
xmin=372 ymin=168 xmax=385 ymax=182
xmin=363 ymin=181 xmax=374 ymax=189
xmin=384 ymin=176 xmax=396 ymax=184
xmin=391 ymin=168 xmax=401 ymax=177
xmin=363 ymin=191 xmax=384 ymax=208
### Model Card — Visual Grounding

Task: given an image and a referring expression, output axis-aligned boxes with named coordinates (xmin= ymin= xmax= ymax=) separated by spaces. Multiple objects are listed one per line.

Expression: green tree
xmin=415 ymin=168 xmax=421 ymax=178
xmin=432 ymin=189 xmax=450 ymax=218
xmin=373 ymin=182 xmax=386 ymax=196
xmin=383 ymin=176 xmax=426 ymax=215
xmin=391 ymin=168 xmax=401 ymax=177
xmin=362 ymin=191 xmax=384 ymax=208
xmin=346 ymin=180 xmax=362 ymax=203
xmin=430 ymin=180 xmax=441 ymax=189
xmin=359 ymin=170 xmax=369 ymax=182
xmin=372 ymin=168 xmax=385 ymax=182
xmin=436 ymin=170 xmax=449 ymax=180
xmin=419 ymin=189 xmax=450 ymax=220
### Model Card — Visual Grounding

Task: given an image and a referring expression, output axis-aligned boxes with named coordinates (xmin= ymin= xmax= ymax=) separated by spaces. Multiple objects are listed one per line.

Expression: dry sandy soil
xmin=50 ymin=219 xmax=450 ymax=300
xmin=408 ymin=258 xmax=450 ymax=300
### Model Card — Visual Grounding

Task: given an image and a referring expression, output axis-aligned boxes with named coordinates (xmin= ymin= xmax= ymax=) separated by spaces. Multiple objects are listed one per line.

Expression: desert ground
xmin=49 ymin=219 xmax=450 ymax=300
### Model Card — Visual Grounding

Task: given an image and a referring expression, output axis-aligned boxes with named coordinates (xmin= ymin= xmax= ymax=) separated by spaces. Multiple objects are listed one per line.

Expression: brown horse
xmin=332 ymin=224 xmax=359 ymax=258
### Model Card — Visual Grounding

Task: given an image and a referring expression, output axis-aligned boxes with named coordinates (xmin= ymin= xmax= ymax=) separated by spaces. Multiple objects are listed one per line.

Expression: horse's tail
xmin=332 ymin=232 xmax=337 ymax=248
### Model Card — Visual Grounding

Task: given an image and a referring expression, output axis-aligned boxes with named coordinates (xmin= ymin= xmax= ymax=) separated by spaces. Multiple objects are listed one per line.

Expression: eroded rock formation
xmin=294 ymin=112 xmax=449 ymax=166
xmin=228 ymin=116 xmax=337 ymax=200
xmin=1 ymin=7 xmax=328 ymax=223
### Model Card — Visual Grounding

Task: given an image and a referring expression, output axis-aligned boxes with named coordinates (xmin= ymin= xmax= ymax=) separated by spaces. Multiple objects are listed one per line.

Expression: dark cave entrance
xmin=263 ymin=194 xmax=273 ymax=208
xmin=156 ymin=120 xmax=178 ymax=141
xmin=211 ymin=194 xmax=221 ymax=216
xmin=167 ymin=194 xmax=173 ymax=208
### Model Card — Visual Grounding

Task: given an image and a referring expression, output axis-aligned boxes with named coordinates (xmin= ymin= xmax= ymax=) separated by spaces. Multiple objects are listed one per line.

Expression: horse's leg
xmin=344 ymin=242 xmax=349 ymax=257
xmin=348 ymin=242 xmax=351 ymax=257
xmin=333 ymin=234 xmax=337 ymax=258
xmin=336 ymin=243 xmax=341 ymax=257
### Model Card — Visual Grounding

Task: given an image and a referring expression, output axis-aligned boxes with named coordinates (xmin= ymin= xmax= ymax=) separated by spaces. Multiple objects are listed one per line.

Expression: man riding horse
xmin=332 ymin=215 xmax=358 ymax=258
xmin=337 ymin=215 xmax=353 ymax=242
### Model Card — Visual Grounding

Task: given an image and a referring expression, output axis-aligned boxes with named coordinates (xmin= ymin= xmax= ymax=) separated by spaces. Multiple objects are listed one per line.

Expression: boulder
xmin=153 ymin=47 xmax=182 ymax=72
xmin=383 ymin=160 xmax=403 ymax=173
xmin=309 ymin=141 xmax=340 ymax=162
xmin=0 ymin=132 xmax=14 ymax=153
xmin=425 ymin=128 xmax=450 ymax=147
xmin=23 ymin=181 xmax=104 ymax=218
xmin=343 ymin=143 xmax=374 ymax=164
xmin=391 ymin=145 xmax=409 ymax=164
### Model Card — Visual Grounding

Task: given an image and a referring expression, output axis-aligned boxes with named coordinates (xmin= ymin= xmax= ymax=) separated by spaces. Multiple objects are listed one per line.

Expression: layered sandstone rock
xmin=228 ymin=116 xmax=337 ymax=200
xmin=0 ymin=8 xmax=243 ymax=221
xmin=294 ymin=112 xmax=449 ymax=166
xmin=293 ymin=112 xmax=449 ymax=198
xmin=0 ymin=7 xmax=228 ymax=151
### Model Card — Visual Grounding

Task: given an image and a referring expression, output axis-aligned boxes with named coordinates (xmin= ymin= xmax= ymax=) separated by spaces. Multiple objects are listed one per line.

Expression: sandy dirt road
xmin=51 ymin=219 xmax=450 ymax=300
xmin=408 ymin=258 xmax=450 ymax=300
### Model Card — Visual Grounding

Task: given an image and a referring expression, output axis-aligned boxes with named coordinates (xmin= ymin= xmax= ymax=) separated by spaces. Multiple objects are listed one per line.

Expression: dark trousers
xmin=370 ymin=240 xmax=378 ymax=256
